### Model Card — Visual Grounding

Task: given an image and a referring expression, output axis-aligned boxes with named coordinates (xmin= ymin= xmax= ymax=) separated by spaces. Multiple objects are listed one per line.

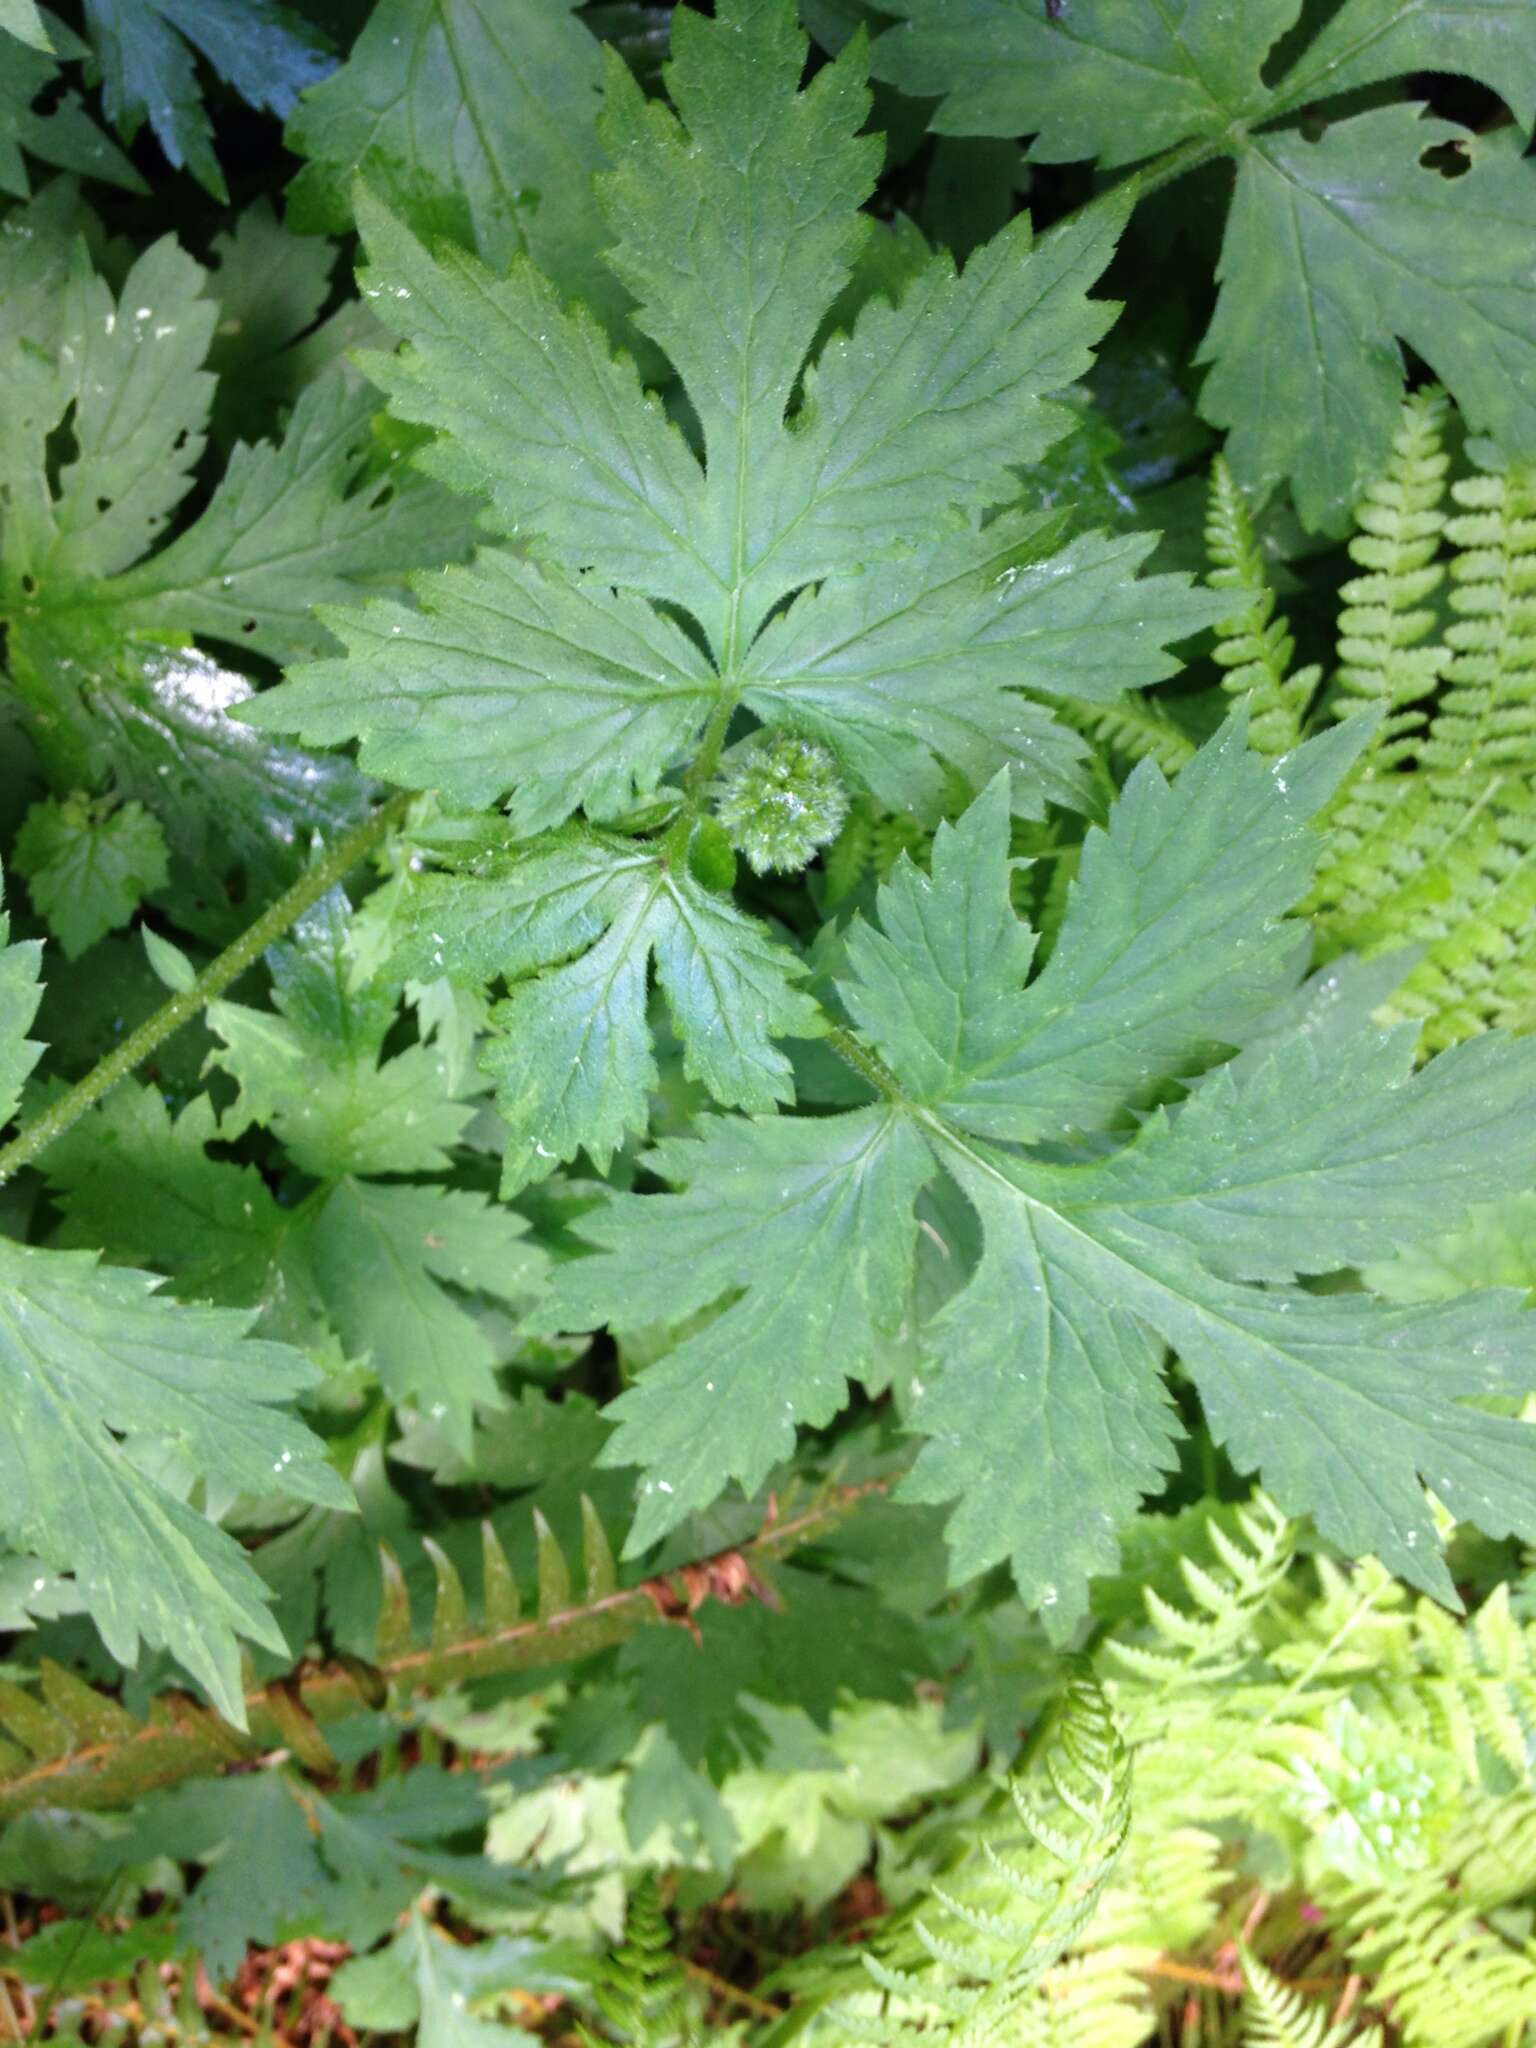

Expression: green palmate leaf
xmin=838 ymin=719 xmax=1367 ymax=1144
xmin=0 ymin=197 xmax=470 ymax=937
xmin=306 ymin=1179 xmax=543 ymax=1452
xmin=0 ymin=1239 xmax=350 ymax=1721
xmin=207 ymin=888 xmax=478 ymax=1177
xmin=0 ymin=209 xmax=465 ymax=652
xmin=106 ymin=373 xmax=472 ymax=669
xmin=875 ymin=0 xmax=1536 ymax=165
xmin=13 ymin=793 xmax=169 ymax=958
xmin=249 ymin=0 xmax=1215 ymax=829
xmin=1274 ymin=0 xmax=1536 ymax=128
xmin=873 ymin=0 xmax=1299 ymax=160
xmin=44 ymin=1083 xmax=544 ymax=1454
xmin=1200 ymin=115 xmax=1536 ymax=537
xmin=3 ymin=235 xmax=218 ymax=587
xmin=44 ymin=1086 xmax=313 ymax=1325
xmin=539 ymin=1104 xmax=937 ymax=1552
xmin=0 ymin=862 xmax=44 ymax=1131
xmin=285 ymin=0 xmax=629 ymax=339
xmin=274 ymin=555 xmax=720 ymax=828
xmin=111 ymin=1770 xmax=527 ymax=1980
xmin=81 ymin=0 xmax=334 ymax=201
xmin=388 ymin=827 xmax=822 ymax=1190
xmin=739 ymin=519 xmax=1225 ymax=820
xmin=0 ymin=21 xmax=146 ymax=198
xmin=871 ymin=0 xmax=1536 ymax=529
xmin=541 ymin=722 xmax=1536 ymax=1624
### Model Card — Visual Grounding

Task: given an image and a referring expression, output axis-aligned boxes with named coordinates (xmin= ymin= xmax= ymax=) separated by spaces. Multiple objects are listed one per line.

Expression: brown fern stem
xmin=0 ymin=1479 xmax=887 ymax=1821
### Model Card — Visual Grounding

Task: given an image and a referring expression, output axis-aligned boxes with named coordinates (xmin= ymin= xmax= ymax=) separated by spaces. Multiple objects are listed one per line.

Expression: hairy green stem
xmin=1112 ymin=131 xmax=1234 ymax=208
xmin=0 ymin=789 xmax=414 ymax=1185
xmin=1052 ymin=127 xmax=1238 ymax=248
xmin=822 ymin=1021 xmax=905 ymax=1101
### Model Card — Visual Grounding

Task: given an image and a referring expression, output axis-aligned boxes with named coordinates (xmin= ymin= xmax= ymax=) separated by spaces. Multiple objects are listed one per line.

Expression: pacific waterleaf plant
xmin=540 ymin=723 xmax=1536 ymax=1628
xmin=250 ymin=0 xmax=1225 ymax=1186
xmin=871 ymin=0 xmax=1536 ymax=531
xmin=241 ymin=0 xmax=1536 ymax=1629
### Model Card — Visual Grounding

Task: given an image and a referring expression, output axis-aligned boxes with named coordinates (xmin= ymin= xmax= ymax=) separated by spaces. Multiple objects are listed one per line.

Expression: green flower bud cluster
xmin=715 ymin=732 xmax=849 ymax=876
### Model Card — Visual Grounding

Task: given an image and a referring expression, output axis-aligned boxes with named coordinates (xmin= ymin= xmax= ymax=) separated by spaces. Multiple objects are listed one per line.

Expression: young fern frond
xmin=833 ymin=1665 xmax=1130 ymax=2047
xmin=1205 ymin=455 xmax=1318 ymax=754
xmin=1237 ymin=1944 xmax=1373 ymax=2048
xmin=1102 ymin=1495 xmax=1296 ymax=1702
xmin=1327 ymin=386 xmax=1451 ymax=757
xmin=1307 ymin=406 xmax=1536 ymax=1045
xmin=1374 ymin=454 xmax=1536 ymax=1043
xmin=582 ymin=1874 xmax=704 ymax=2048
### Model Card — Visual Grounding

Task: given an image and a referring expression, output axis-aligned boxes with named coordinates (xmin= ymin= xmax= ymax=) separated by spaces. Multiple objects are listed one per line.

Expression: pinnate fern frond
xmin=0 ymin=1484 xmax=863 ymax=1819
xmin=1058 ymin=690 xmax=1196 ymax=777
xmin=1304 ymin=391 xmax=1450 ymax=939
xmin=582 ymin=1874 xmax=703 ymax=2048
xmin=1371 ymin=453 xmax=1536 ymax=1043
xmin=1327 ymin=387 xmax=1450 ymax=757
xmin=1205 ymin=455 xmax=1318 ymax=755
xmin=1309 ymin=413 xmax=1536 ymax=1045
xmin=1238 ymin=1944 xmax=1373 ymax=2048
xmin=1003 ymin=1950 xmax=1149 ymax=2048
xmin=835 ymin=1665 xmax=1130 ymax=2047
xmin=1330 ymin=1871 xmax=1536 ymax=2048
xmin=1366 ymin=1583 xmax=1536 ymax=1786
xmin=1103 ymin=1495 xmax=1296 ymax=1702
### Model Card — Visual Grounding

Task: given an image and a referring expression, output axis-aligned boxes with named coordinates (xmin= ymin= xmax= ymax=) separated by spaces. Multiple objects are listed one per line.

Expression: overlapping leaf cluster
xmin=2 ymin=3 xmax=1536 ymax=2031
xmin=876 ymin=0 xmax=1536 ymax=530
xmin=248 ymin=0 xmax=1536 ymax=1636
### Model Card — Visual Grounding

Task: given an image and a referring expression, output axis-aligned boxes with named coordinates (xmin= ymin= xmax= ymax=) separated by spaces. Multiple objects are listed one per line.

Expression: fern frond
xmin=1310 ymin=423 xmax=1536 ymax=1046
xmin=823 ymin=796 xmax=930 ymax=906
xmin=1086 ymin=1823 xmax=1226 ymax=1957
xmin=582 ymin=1875 xmax=702 ymax=2048
xmin=1305 ymin=390 xmax=1451 ymax=950
xmin=1333 ymin=1876 xmax=1536 ymax=2048
xmin=1059 ymin=691 xmax=1196 ymax=776
xmin=0 ymin=1482 xmax=874 ymax=1818
xmin=1103 ymin=1495 xmax=1296 ymax=1703
xmin=1327 ymin=386 xmax=1450 ymax=758
xmin=1371 ymin=453 xmax=1536 ymax=1043
xmin=1392 ymin=1584 xmax=1536 ymax=1785
xmin=1205 ymin=455 xmax=1319 ymax=753
xmin=835 ymin=1666 xmax=1130 ymax=2047
xmin=1238 ymin=1944 xmax=1372 ymax=2047
xmin=1012 ymin=1949 xmax=1151 ymax=2048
